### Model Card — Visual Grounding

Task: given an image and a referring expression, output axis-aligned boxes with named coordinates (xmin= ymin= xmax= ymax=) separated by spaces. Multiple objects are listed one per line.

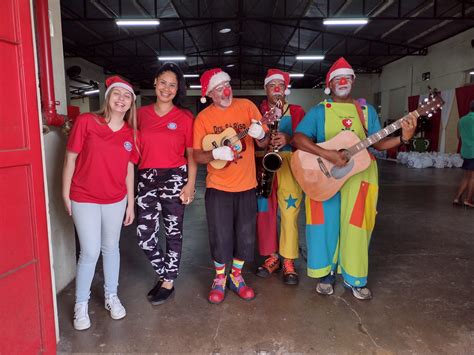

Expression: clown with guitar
xmin=292 ymin=57 xmax=418 ymax=300
xmin=193 ymin=68 xmax=277 ymax=304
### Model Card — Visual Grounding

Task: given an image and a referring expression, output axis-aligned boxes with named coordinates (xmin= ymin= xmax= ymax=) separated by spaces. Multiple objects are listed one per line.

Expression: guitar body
xmin=202 ymin=127 xmax=244 ymax=169
xmin=291 ymin=130 xmax=372 ymax=201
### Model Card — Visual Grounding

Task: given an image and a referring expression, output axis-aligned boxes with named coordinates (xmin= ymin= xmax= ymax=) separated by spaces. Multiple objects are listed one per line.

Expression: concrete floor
xmin=57 ymin=160 xmax=473 ymax=354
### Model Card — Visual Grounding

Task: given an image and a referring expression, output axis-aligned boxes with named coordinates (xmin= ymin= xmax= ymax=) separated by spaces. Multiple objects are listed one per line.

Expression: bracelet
xmin=400 ymin=136 xmax=410 ymax=145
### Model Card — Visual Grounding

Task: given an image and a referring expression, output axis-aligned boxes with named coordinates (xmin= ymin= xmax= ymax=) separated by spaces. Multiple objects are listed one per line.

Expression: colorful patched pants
xmin=257 ymin=151 xmax=303 ymax=259
xmin=305 ymin=160 xmax=378 ymax=287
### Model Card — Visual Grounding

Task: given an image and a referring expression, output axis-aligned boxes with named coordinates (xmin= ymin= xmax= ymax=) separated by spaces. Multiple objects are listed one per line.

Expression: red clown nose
xmin=338 ymin=77 xmax=348 ymax=85
xmin=274 ymin=86 xmax=280 ymax=93
xmin=223 ymin=87 xmax=231 ymax=97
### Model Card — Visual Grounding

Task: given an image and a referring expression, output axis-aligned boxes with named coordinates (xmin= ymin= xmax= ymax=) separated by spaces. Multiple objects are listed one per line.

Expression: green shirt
xmin=459 ymin=112 xmax=474 ymax=159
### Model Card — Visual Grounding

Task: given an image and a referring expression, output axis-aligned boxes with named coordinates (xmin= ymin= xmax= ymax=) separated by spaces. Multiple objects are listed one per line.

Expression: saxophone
xmin=257 ymin=100 xmax=283 ymax=198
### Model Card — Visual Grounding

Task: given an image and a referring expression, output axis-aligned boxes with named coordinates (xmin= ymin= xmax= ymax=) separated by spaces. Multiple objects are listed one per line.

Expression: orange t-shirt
xmin=193 ymin=98 xmax=263 ymax=192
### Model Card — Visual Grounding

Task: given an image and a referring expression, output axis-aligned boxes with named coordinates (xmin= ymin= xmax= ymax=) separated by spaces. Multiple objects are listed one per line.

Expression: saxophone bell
xmin=262 ymin=151 xmax=282 ymax=172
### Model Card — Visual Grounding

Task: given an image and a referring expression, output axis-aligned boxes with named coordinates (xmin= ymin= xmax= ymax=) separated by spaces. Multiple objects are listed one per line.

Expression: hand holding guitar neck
xmin=400 ymin=112 xmax=418 ymax=141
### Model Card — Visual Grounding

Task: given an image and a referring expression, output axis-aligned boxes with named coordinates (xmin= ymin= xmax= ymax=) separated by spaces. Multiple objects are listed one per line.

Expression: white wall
xmin=375 ymin=28 xmax=474 ymax=152
xmin=44 ymin=0 xmax=76 ymax=293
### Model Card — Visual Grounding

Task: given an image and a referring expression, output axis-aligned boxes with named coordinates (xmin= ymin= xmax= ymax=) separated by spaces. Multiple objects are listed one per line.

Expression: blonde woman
xmin=62 ymin=76 xmax=139 ymax=330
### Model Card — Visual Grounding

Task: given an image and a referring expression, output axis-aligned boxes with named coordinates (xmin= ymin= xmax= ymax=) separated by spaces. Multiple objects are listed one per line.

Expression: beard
xmin=334 ymin=83 xmax=352 ymax=98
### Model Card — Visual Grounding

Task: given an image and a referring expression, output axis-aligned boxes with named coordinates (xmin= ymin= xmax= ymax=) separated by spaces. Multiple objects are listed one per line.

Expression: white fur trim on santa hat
xmin=264 ymin=73 xmax=285 ymax=87
xmin=205 ymin=71 xmax=231 ymax=96
xmin=328 ymin=68 xmax=355 ymax=83
xmin=105 ymin=82 xmax=136 ymax=100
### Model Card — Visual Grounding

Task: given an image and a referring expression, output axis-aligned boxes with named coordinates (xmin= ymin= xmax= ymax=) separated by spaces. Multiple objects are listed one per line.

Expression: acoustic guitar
xmin=291 ymin=91 xmax=444 ymax=201
xmin=202 ymin=105 xmax=282 ymax=169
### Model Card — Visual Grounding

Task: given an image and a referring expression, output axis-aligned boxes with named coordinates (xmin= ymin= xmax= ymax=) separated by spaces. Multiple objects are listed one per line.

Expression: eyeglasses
xmin=212 ymin=82 xmax=231 ymax=93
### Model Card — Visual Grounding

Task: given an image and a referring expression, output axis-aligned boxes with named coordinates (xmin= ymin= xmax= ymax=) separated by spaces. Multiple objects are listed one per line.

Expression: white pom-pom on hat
xmin=324 ymin=87 xmax=331 ymax=95
xmin=200 ymin=97 xmax=207 ymax=104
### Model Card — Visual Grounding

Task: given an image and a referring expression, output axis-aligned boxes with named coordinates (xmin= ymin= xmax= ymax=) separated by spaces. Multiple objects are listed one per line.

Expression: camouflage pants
xmin=136 ymin=165 xmax=187 ymax=281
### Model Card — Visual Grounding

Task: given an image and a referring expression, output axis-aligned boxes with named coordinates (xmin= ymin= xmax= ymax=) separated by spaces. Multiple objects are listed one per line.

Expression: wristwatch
xmin=400 ymin=136 xmax=410 ymax=145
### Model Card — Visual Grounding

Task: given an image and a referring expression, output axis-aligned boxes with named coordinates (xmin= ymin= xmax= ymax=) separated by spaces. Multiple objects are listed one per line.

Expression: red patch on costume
xmin=349 ymin=181 xmax=370 ymax=228
xmin=309 ymin=199 xmax=325 ymax=225
xmin=326 ymin=103 xmax=332 ymax=108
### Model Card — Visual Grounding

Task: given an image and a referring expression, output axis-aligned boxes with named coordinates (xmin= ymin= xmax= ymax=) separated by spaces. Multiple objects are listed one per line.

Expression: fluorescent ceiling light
xmin=296 ymin=55 xmax=325 ymax=60
xmin=470 ymin=71 xmax=474 ymax=75
xmin=158 ymin=56 xmax=186 ymax=61
xmin=219 ymin=28 xmax=231 ymax=34
xmin=116 ymin=19 xmax=160 ymax=26
xmin=184 ymin=74 xmax=199 ymax=78
xmin=289 ymin=73 xmax=304 ymax=77
xmin=226 ymin=64 xmax=235 ymax=67
xmin=224 ymin=50 xmax=234 ymax=54
xmin=323 ymin=18 xmax=368 ymax=25
xmin=84 ymin=89 xmax=100 ymax=95
xmin=189 ymin=85 xmax=202 ymax=89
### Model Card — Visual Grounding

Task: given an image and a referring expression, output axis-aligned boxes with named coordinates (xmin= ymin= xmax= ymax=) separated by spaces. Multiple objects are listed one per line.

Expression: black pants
xmin=136 ymin=166 xmax=187 ymax=281
xmin=205 ymin=188 xmax=257 ymax=264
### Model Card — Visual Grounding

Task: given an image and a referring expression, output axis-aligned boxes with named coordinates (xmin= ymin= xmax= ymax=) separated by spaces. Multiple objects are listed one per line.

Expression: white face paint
xmin=334 ymin=82 xmax=352 ymax=98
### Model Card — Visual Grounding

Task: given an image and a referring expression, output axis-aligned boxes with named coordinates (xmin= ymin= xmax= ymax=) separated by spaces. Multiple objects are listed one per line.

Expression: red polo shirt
xmin=67 ymin=113 xmax=139 ymax=204
xmin=137 ymin=105 xmax=194 ymax=169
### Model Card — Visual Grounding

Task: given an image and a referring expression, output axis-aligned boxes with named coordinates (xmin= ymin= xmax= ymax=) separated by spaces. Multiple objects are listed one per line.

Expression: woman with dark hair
xmin=136 ymin=62 xmax=197 ymax=305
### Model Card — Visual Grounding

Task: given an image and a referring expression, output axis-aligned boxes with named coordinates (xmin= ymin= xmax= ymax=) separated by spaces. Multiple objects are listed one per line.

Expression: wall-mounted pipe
xmin=35 ymin=0 xmax=66 ymax=127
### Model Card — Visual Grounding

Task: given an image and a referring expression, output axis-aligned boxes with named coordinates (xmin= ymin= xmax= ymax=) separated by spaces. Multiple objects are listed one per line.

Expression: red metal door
xmin=0 ymin=0 xmax=56 ymax=353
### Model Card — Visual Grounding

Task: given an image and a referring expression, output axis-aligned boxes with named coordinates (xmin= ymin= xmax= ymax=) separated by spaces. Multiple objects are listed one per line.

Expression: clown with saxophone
xmin=255 ymin=69 xmax=306 ymax=285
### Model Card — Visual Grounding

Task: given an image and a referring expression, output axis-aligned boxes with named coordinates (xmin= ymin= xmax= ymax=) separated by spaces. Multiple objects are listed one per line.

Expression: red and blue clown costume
xmin=256 ymin=101 xmax=305 ymax=260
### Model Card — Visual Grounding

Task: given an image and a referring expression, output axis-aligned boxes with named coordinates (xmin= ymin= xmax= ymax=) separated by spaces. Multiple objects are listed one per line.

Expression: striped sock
xmin=231 ymin=258 xmax=244 ymax=276
xmin=214 ymin=261 xmax=226 ymax=276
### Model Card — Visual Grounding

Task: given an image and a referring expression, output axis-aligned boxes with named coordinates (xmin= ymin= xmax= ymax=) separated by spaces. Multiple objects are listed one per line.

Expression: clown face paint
xmin=331 ymin=75 xmax=353 ymax=99
xmin=265 ymin=79 xmax=286 ymax=105
xmin=209 ymin=81 xmax=233 ymax=109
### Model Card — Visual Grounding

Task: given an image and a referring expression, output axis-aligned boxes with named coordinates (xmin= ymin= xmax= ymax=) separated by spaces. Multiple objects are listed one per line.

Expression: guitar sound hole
xmin=222 ymin=139 xmax=231 ymax=146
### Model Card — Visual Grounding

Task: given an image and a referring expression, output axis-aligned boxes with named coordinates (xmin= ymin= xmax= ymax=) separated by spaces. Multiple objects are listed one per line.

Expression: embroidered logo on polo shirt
xmin=167 ymin=122 xmax=177 ymax=130
xmin=124 ymin=141 xmax=133 ymax=152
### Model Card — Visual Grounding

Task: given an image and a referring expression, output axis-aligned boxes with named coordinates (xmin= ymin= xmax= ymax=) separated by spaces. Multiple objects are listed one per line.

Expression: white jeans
xmin=72 ymin=197 xmax=127 ymax=303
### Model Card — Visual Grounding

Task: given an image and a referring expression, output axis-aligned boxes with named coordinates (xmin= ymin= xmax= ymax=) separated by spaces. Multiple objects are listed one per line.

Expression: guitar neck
xmin=237 ymin=128 xmax=249 ymax=140
xmin=347 ymin=111 xmax=420 ymax=156
xmin=234 ymin=112 xmax=275 ymax=141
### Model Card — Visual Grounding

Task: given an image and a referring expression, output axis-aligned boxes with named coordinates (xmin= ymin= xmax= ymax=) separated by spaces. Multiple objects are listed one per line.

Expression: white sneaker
xmin=73 ymin=302 xmax=91 ymax=330
xmin=104 ymin=294 xmax=126 ymax=320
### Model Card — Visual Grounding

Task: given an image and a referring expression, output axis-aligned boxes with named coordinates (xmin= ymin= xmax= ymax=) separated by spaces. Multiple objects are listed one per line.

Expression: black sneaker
xmin=282 ymin=259 xmax=299 ymax=285
xmin=256 ymin=255 xmax=281 ymax=278
xmin=147 ymin=279 xmax=163 ymax=299
xmin=150 ymin=286 xmax=175 ymax=306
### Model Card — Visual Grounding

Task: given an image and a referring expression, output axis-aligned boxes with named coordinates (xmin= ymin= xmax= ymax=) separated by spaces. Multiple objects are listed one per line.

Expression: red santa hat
xmin=324 ymin=57 xmax=355 ymax=95
xmin=199 ymin=68 xmax=231 ymax=103
xmin=104 ymin=75 xmax=136 ymax=100
xmin=264 ymin=68 xmax=291 ymax=96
